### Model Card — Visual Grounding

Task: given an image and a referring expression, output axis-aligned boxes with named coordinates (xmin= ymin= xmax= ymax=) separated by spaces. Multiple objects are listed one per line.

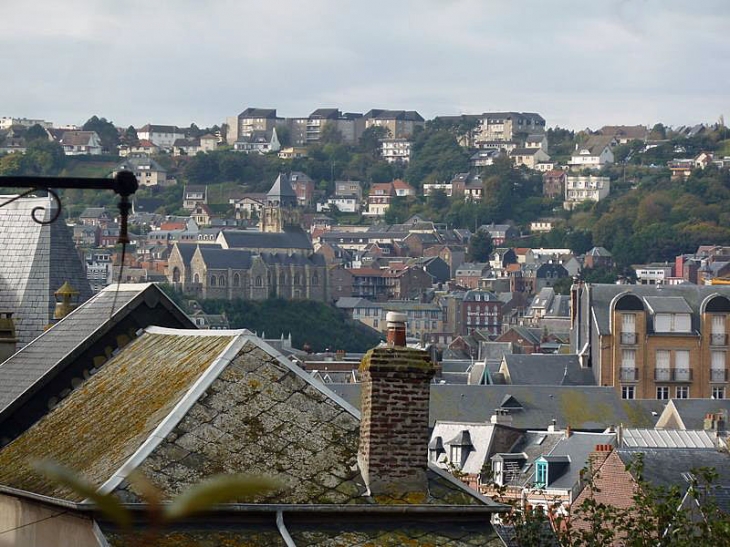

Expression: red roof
xmin=392 ymin=179 xmax=414 ymax=190
xmin=160 ymin=222 xmax=186 ymax=231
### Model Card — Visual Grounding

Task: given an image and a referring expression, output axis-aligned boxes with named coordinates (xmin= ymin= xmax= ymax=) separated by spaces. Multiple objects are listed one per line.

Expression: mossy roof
xmin=0 ymin=330 xmax=237 ymax=501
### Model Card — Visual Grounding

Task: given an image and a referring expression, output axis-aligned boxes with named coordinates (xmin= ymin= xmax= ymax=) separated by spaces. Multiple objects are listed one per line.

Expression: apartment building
xmin=364 ymin=109 xmax=424 ymax=139
xmin=571 ymin=283 xmax=730 ymax=400
xmin=564 ymin=175 xmax=610 ymax=209
xmin=381 ymin=138 xmax=412 ymax=163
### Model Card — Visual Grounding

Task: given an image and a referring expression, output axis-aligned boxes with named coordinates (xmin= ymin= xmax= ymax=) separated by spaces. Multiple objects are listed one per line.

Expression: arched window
xmin=233 ymin=273 xmax=240 ymax=287
xmin=219 ymin=275 xmax=226 ymax=287
xmin=279 ymin=272 xmax=286 ymax=286
xmin=255 ymin=275 xmax=263 ymax=287
xmin=172 ymin=267 xmax=181 ymax=283
xmin=194 ymin=273 xmax=200 ymax=284
xmin=210 ymin=275 xmax=217 ymax=287
xmin=293 ymin=273 xmax=301 ymax=286
xmin=312 ymin=274 xmax=319 ymax=286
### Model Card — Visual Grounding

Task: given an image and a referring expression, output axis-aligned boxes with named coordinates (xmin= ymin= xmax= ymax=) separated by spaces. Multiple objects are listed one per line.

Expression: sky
xmin=2 ymin=0 xmax=729 ymax=131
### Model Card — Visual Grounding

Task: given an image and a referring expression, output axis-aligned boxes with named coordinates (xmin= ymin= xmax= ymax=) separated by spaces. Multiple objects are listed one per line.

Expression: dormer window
xmin=447 ymin=430 xmax=474 ymax=469
xmin=428 ymin=436 xmax=445 ymax=463
xmin=535 ymin=459 xmax=547 ymax=488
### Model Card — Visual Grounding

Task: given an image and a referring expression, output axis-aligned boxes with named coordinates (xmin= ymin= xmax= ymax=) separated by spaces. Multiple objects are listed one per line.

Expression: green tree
xmin=82 ymin=115 xmax=119 ymax=152
xmin=121 ymin=125 xmax=139 ymax=147
xmin=25 ymin=124 xmax=48 ymax=143
xmin=319 ymin=122 xmax=344 ymax=145
xmin=405 ymin=130 xmax=469 ymax=187
xmin=358 ymin=125 xmax=390 ymax=156
xmin=427 ymin=188 xmax=449 ymax=213
xmin=467 ymin=230 xmax=493 ymax=262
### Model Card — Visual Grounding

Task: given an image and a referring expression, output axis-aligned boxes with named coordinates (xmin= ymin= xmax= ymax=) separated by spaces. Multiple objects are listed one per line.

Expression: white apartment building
xmin=381 ymin=139 xmax=412 ymax=164
xmin=137 ymin=124 xmax=185 ymax=150
xmin=564 ymin=175 xmax=610 ymax=209
xmin=0 ymin=117 xmax=53 ymax=130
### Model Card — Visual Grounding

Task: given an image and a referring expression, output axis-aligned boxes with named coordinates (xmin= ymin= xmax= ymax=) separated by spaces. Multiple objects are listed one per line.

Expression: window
xmin=712 ymin=386 xmax=725 ymax=399
xmin=621 ymin=385 xmax=635 ymax=400
xmin=711 ymin=351 xmax=727 ymax=382
xmin=255 ymin=275 xmax=262 ymax=287
xmin=675 ymin=350 xmax=690 ymax=381
xmin=210 ymin=275 xmax=216 ymax=287
xmin=311 ymin=274 xmax=319 ymax=286
xmin=622 ymin=349 xmax=636 ymax=367
xmin=535 ymin=460 xmax=547 ymax=488
xmin=676 ymin=386 xmax=689 ymax=399
xmin=450 ymin=445 xmax=462 ymax=468
xmin=219 ymin=275 xmax=226 ymax=287
xmin=293 ymin=273 xmax=300 ymax=286
xmin=655 ymin=350 xmax=670 ymax=381
xmin=194 ymin=273 xmax=200 ymax=284
xmin=656 ymin=386 xmax=669 ymax=400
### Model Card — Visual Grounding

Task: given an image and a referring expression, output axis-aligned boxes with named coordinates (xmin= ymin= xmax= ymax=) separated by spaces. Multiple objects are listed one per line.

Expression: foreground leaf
xmin=164 ymin=474 xmax=279 ymax=521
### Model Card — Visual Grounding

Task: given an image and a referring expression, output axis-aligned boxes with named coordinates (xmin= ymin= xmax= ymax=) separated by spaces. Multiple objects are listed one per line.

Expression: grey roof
xmin=0 ymin=283 xmax=194 ymax=435
xmin=587 ymin=246 xmax=612 ymax=257
xmin=199 ymin=247 xmax=253 ymax=270
xmin=114 ymin=157 xmax=165 ymax=173
xmin=643 ymin=296 xmax=693 ymax=314
xmin=547 ymin=294 xmax=571 ymax=317
xmin=587 ymin=284 xmax=730 ymax=336
xmin=0 ymin=196 xmax=93 ymax=345
xmin=621 ymin=428 xmax=717 ymax=449
xmin=663 ymin=399 xmax=730 ymax=429
xmin=329 ymin=385 xmax=658 ymax=430
xmin=546 ymin=432 xmax=615 ymax=489
xmin=617 ymin=448 xmax=730 ymax=489
xmin=219 ymin=229 xmax=312 ymax=251
xmin=267 ymin=173 xmax=297 ymax=200
xmin=502 ymin=354 xmax=596 ymax=386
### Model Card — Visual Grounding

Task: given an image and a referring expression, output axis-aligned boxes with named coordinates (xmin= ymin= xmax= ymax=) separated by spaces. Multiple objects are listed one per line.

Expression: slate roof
xmin=0 ymin=327 xmax=503 ymax=543
xmin=330 ymin=385 xmax=659 ymax=430
xmin=218 ymin=229 xmax=312 ymax=251
xmin=59 ymin=130 xmax=99 ymax=146
xmin=643 ymin=296 xmax=693 ymax=314
xmin=617 ymin=448 xmax=730 ymax=489
xmin=0 ymin=283 xmax=194 ymax=438
xmin=198 ymin=247 xmax=253 ymax=269
xmin=660 ymin=399 xmax=730 ymax=429
xmin=545 ymin=432 xmax=615 ymax=489
xmin=502 ymin=354 xmax=596 ymax=386
xmin=0 ymin=195 xmax=93 ymax=345
xmin=587 ymin=284 xmax=730 ymax=335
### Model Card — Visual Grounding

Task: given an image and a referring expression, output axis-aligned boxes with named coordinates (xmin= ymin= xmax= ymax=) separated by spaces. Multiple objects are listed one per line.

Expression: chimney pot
xmin=386 ymin=311 xmax=407 ymax=347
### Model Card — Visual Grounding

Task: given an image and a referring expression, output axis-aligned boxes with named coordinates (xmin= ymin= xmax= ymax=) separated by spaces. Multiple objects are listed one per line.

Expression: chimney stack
xmin=358 ymin=312 xmax=434 ymax=500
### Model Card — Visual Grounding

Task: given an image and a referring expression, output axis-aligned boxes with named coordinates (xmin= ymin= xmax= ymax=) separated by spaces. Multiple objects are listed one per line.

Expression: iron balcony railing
xmin=654 ymin=368 xmax=693 ymax=382
xmin=620 ymin=332 xmax=637 ymax=345
xmin=710 ymin=333 xmax=728 ymax=346
xmin=710 ymin=369 xmax=729 ymax=382
xmin=619 ymin=367 xmax=639 ymax=381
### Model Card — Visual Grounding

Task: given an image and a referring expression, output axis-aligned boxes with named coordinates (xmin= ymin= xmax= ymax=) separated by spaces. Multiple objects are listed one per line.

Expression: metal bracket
xmin=0 ymin=171 xmax=139 ymax=243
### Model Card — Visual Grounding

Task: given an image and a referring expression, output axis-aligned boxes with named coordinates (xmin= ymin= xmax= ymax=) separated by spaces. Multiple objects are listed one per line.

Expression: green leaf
xmin=33 ymin=460 xmax=131 ymax=528
xmin=163 ymin=474 xmax=279 ymax=522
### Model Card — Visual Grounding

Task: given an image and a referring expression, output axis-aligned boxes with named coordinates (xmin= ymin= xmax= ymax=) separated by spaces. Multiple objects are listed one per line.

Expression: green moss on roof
xmin=0 ymin=332 xmax=235 ymax=501
xmin=559 ymin=391 xmax=613 ymax=428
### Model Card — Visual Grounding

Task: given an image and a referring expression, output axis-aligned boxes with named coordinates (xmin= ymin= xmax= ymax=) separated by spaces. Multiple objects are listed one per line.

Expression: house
xmin=318 ymin=195 xmax=361 ymax=214
xmin=530 ymin=218 xmax=560 ymax=233
xmin=564 ymin=175 xmax=610 ymax=209
xmin=569 ymin=136 xmax=615 ymax=170
xmin=584 ymin=246 xmax=614 ymax=269
xmin=473 ymin=112 xmax=547 ymax=145
xmin=497 ymin=354 xmax=595 ymax=386
xmin=479 ymin=223 xmax=519 ymax=245
xmin=363 ymin=109 xmax=424 ymax=138
xmin=392 ymin=178 xmax=416 ymax=197
xmin=182 ymin=185 xmax=208 ymax=210
xmin=351 ymin=300 xmax=445 ymax=339
xmin=288 ymin=108 xmax=363 ymax=145
xmin=0 ymin=317 xmax=505 ymax=545
xmin=634 ymin=262 xmax=675 ymax=284
xmin=462 ymin=289 xmax=503 ymax=335
xmin=381 ymin=138 xmax=412 ymax=163
xmin=543 ymin=169 xmax=567 ymax=198
xmin=470 ymin=149 xmax=503 ymax=168
xmin=117 ymin=139 xmax=159 ymax=157
xmin=334 ymin=180 xmax=363 ymax=201
xmin=59 ymin=130 xmax=102 ymax=155
xmin=510 ymin=147 xmax=551 ymax=169
xmin=365 ymin=182 xmax=395 ymax=217
xmin=136 ymin=124 xmax=185 ymax=150
xmin=277 ymin=146 xmax=308 ymax=159
xmin=570 ymin=283 xmax=730 ymax=400
xmin=497 ymin=325 xmax=544 ymax=354
xmin=111 ymin=157 xmax=171 ymax=187
xmin=189 ymin=203 xmax=213 ymax=226
xmin=233 ymin=127 xmax=281 ymax=154
xmin=455 ymin=262 xmax=491 ymax=289
xmin=598 ymin=125 xmax=649 ymax=144
xmin=79 ymin=206 xmax=112 ymax=227
xmin=536 ymin=262 xmax=569 ymax=290
xmin=289 ymin=171 xmax=314 ymax=206
xmin=225 ymin=107 xmax=282 ymax=144
xmin=525 ymin=133 xmax=548 ymax=151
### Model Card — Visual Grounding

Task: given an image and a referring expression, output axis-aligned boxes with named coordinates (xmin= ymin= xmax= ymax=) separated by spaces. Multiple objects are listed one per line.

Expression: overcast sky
xmin=2 ymin=0 xmax=728 ymax=130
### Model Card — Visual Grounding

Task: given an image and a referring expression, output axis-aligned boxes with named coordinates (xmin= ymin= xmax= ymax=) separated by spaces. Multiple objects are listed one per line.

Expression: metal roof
xmin=621 ymin=428 xmax=716 ymax=448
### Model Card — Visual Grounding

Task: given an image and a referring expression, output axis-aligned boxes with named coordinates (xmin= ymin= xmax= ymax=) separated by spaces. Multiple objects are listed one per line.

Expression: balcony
xmin=710 ymin=333 xmax=728 ymax=346
xmin=655 ymin=368 xmax=693 ymax=382
xmin=620 ymin=332 xmax=637 ymax=345
xmin=710 ymin=368 xmax=729 ymax=382
xmin=619 ymin=367 xmax=639 ymax=381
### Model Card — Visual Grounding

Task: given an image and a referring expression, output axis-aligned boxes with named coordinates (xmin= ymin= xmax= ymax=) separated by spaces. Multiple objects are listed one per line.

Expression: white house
xmin=136 ymin=124 xmax=185 ymax=150
xmin=233 ymin=127 xmax=281 ymax=154
xmin=59 ymin=131 xmax=103 ymax=155
xmin=564 ymin=175 xmax=610 ymax=209
xmin=381 ymin=139 xmax=412 ymax=164
xmin=569 ymin=137 xmax=615 ymax=170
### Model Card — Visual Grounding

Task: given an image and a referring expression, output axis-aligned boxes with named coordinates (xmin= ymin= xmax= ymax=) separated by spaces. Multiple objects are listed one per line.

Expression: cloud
xmin=1 ymin=0 xmax=728 ymax=128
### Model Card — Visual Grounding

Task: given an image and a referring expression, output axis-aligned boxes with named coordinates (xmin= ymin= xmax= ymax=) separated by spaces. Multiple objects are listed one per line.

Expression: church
xmin=167 ymin=174 xmax=328 ymax=301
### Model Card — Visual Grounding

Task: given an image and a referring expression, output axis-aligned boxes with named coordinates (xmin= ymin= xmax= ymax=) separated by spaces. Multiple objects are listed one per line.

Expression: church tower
xmin=261 ymin=173 xmax=299 ymax=233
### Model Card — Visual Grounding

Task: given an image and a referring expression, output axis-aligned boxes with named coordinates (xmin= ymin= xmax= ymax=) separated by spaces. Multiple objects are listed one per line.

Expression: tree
xmin=467 ymin=230 xmax=493 ymax=262
xmin=405 ymin=130 xmax=469 ymax=187
xmin=276 ymin=124 xmax=291 ymax=147
xmin=25 ymin=124 xmax=48 ymax=143
xmin=82 ymin=115 xmax=119 ymax=152
xmin=358 ymin=126 xmax=390 ymax=156
xmin=120 ymin=125 xmax=139 ymax=147
xmin=427 ymin=188 xmax=449 ymax=213
xmin=319 ymin=122 xmax=344 ymax=145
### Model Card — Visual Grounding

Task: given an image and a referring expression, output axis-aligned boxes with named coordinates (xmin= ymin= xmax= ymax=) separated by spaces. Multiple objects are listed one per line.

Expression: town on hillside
xmin=1 ymin=108 xmax=729 ymax=544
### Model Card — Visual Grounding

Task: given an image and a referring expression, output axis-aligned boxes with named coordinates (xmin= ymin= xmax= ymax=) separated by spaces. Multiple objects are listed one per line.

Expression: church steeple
xmin=261 ymin=173 xmax=299 ymax=233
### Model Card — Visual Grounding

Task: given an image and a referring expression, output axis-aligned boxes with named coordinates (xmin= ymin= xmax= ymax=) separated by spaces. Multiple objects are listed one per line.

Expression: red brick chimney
xmin=358 ymin=312 xmax=434 ymax=500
